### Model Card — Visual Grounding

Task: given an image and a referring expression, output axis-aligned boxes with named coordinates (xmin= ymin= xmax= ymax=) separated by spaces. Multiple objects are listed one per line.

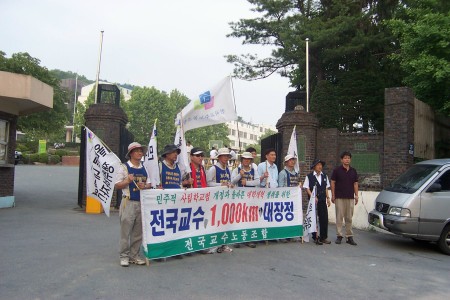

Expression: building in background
xmin=226 ymin=120 xmax=277 ymax=151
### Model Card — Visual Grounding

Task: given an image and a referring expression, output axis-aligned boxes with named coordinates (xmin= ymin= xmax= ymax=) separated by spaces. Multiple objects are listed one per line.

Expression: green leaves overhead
xmin=227 ymin=0 xmax=443 ymax=131
xmin=0 ymin=52 xmax=70 ymax=140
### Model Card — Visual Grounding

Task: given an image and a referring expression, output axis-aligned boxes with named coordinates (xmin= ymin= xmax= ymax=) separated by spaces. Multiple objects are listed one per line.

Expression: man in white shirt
xmin=257 ymin=148 xmax=278 ymax=188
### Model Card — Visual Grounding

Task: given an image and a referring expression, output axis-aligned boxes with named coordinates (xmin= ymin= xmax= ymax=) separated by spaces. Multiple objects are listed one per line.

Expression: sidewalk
xmin=1 ymin=165 xmax=449 ymax=300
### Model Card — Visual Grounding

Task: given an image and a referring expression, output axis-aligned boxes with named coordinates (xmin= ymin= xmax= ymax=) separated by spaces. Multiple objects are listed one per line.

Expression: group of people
xmin=115 ymin=142 xmax=359 ymax=267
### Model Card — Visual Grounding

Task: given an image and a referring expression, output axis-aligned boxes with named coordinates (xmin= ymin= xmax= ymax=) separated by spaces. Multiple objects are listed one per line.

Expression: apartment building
xmin=226 ymin=120 xmax=277 ymax=150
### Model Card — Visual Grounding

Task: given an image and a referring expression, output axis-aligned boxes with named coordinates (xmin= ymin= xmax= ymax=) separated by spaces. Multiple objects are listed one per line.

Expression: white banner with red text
xmin=141 ymin=186 xmax=303 ymax=259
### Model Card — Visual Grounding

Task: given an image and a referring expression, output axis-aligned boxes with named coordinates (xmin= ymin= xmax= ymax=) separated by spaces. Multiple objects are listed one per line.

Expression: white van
xmin=368 ymin=159 xmax=450 ymax=255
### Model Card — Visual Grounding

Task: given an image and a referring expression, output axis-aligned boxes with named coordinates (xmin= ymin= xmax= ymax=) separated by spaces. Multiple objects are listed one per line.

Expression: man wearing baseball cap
xmin=115 ymin=142 xmax=151 ymax=267
xmin=189 ymin=147 xmax=207 ymax=188
xmin=278 ymin=154 xmax=301 ymax=188
xmin=206 ymin=147 xmax=233 ymax=253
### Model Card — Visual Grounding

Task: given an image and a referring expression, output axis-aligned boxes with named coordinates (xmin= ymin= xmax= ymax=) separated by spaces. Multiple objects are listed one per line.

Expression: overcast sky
xmin=1 ymin=0 xmax=293 ymax=126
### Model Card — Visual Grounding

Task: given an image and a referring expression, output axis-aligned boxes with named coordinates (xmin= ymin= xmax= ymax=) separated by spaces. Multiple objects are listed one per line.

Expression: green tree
xmin=226 ymin=0 xmax=403 ymax=131
xmin=0 ymin=52 xmax=69 ymax=140
xmin=185 ymin=124 xmax=230 ymax=152
xmin=124 ymin=87 xmax=189 ymax=148
xmin=387 ymin=0 xmax=450 ymax=115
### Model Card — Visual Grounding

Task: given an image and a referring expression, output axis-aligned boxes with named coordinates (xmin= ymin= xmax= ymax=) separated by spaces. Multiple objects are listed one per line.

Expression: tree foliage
xmin=387 ymin=0 xmax=450 ymax=115
xmin=0 ymin=51 xmax=70 ymax=140
xmin=226 ymin=0 xmax=410 ymax=131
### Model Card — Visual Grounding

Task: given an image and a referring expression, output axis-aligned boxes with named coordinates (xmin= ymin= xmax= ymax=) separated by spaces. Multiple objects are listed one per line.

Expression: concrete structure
xmin=77 ymin=82 xmax=132 ymax=105
xmin=0 ymin=71 xmax=53 ymax=208
xmin=226 ymin=120 xmax=277 ymax=150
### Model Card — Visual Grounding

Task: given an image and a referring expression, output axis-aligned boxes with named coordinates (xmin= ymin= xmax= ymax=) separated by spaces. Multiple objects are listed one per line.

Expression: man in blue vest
xmin=304 ymin=159 xmax=331 ymax=245
xmin=115 ymin=142 xmax=152 ymax=267
xmin=206 ymin=147 xmax=233 ymax=253
xmin=160 ymin=144 xmax=192 ymax=189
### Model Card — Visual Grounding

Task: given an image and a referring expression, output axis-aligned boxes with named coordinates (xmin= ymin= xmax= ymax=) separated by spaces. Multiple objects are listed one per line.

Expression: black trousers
xmin=312 ymin=200 xmax=328 ymax=240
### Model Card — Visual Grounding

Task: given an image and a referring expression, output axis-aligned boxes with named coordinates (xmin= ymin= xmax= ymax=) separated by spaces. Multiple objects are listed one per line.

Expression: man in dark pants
xmin=331 ymin=151 xmax=359 ymax=246
xmin=304 ymin=159 xmax=331 ymax=245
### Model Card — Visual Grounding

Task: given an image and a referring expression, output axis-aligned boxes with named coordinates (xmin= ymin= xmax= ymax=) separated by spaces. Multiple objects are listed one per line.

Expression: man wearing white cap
xmin=231 ymin=152 xmax=260 ymax=187
xmin=115 ymin=142 xmax=151 ymax=267
xmin=231 ymin=152 xmax=260 ymax=248
xmin=278 ymin=154 xmax=301 ymax=188
xmin=206 ymin=147 xmax=233 ymax=253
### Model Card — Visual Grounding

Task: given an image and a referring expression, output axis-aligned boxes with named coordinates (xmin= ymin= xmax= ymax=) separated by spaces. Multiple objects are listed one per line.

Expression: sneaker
xmin=346 ymin=237 xmax=357 ymax=246
xmin=335 ymin=236 xmax=343 ymax=244
xmin=320 ymin=239 xmax=331 ymax=244
xmin=129 ymin=257 xmax=146 ymax=265
xmin=201 ymin=247 xmax=217 ymax=254
xmin=120 ymin=258 xmax=129 ymax=267
xmin=217 ymin=245 xmax=233 ymax=253
xmin=246 ymin=242 xmax=256 ymax=248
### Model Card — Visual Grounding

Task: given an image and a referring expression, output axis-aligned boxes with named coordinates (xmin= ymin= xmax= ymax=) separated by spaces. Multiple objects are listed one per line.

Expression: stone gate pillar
xmin=83 ymin=103 xmax=128 ymax=207
xmin=276 ymin=108 xmax=320 ymax=180
xmin=383 ymin=87 xmax=415 ymax=187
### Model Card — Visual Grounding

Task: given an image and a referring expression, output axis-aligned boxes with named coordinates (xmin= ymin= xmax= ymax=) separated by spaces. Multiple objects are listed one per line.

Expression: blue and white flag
xmin=178 ymin=76 xmax=237 ymax=132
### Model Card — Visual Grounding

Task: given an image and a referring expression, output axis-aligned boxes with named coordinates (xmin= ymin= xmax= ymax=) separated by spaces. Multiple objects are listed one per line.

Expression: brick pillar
xmin=83 ymin=103 xmax=128 ymax=207
xmin=277 ymin=109 xmax=319 ymax=209
xmin=383 ymin=87 xmax=415 ymax=187
xmin=0 ymin=112 xmax=17 ymax=208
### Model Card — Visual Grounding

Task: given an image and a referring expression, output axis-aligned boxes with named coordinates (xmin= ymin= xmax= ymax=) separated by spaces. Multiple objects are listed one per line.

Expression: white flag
xmin=302 ymin=185 xmax=317 ymax=242
xmin=288 ymin=125 xmax=300 ymax=173
xmin=85 ymin=127 xmax=121 ymax=217
xmin=178 ymin=76 xmax=237 ymax=132
xmin=174 ymin=115 xmax=190 ymax=174
xmin=143 ymin=119 xmax=160 ymax=187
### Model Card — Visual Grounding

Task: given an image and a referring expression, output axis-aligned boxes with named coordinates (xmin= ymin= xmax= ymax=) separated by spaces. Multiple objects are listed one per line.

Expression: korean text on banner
xmin=143 ymin=119 xmax=160 ymax=187
xmin=141 ymin=186 xmax=303 ymax=259
xmin=303 ymin=185 xmax=317 ymax=242
xmin=85 ymin=127 xmax=121 ymax=216
xmin=178 ymin=76 xmax=237 ymax=132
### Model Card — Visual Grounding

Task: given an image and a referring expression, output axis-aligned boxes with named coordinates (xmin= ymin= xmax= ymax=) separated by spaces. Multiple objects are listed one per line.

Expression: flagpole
xmin=94 ymin=30 xmax=104 ymax=104
xmin=305 ymin=38 xmax=309 ymax=112
xmin=230 ymin=76 xmax=242 ymax=153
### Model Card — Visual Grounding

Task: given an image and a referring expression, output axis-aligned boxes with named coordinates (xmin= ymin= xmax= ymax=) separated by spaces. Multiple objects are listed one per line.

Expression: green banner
xmin=38 ymin=140 xmax=46 ymax=154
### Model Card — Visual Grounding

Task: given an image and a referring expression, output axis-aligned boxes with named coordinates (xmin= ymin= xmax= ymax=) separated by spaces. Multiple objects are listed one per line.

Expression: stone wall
xmin=0 ymin=111 xmax=17 ymax=198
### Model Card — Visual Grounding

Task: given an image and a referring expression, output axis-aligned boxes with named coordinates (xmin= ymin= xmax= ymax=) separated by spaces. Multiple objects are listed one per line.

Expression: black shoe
xmin=315 ymin=238 xmax=323 ymax=245
xmin=174 ymin=255 xmax=183 ymax=259
xmin=234 ymin=244 xmax=241 ymax=248
xmin=246 ymin=242 xmax=256 ymax=248
xmin=335 ymin=236 xmax=343 ymax=244
xmin=346 ymin=237 xmax=357 ymax=246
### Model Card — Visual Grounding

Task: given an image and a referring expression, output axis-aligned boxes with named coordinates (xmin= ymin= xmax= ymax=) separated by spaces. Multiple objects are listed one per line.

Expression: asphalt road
xmin=1 ymin=165 xmax=449 ymax=300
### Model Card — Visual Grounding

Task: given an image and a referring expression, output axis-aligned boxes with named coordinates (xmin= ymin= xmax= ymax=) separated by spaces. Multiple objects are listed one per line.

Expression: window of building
xmin=232 ymin=129 xmax=236 ymax=136
xmin=229 ymin=128 xmax=232 ymax=135
xmin=0 ymin=120 xmax=9 ymax=165
xmin=243 ymin=132 xmax=247 ymax=139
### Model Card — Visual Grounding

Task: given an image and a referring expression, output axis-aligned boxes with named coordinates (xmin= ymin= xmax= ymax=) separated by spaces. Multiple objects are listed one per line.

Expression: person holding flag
xmin=278 ymin=154 xmax=302 ymax=188
xmin=115 ymin=142 xmax=151 ymax=267
xmin=304 ymin=159 xmax=331 ymax=245
xmin=160 ymin=144 xmax=193 ymax=189
xmin=257 ymin=148 xmax=278 ymax=188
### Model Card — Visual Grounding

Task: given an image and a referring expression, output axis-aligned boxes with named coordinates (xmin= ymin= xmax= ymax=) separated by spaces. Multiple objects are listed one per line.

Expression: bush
xmin=48 ymin=154 xmax=61 ymax=165
xmin=27 ymin=153 xmax=39 ymax=163
xmin=38 ymin=153 xmax=48 ymax=164
xmin=55 ymin=149 xmax=68 ymax=157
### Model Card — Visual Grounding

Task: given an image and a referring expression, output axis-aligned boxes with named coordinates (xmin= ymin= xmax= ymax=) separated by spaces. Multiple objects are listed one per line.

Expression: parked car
xmin=369 ymin=159 xmax=450 ymax=255
xmin=14 ymin=150 xmax=22 ymax=165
